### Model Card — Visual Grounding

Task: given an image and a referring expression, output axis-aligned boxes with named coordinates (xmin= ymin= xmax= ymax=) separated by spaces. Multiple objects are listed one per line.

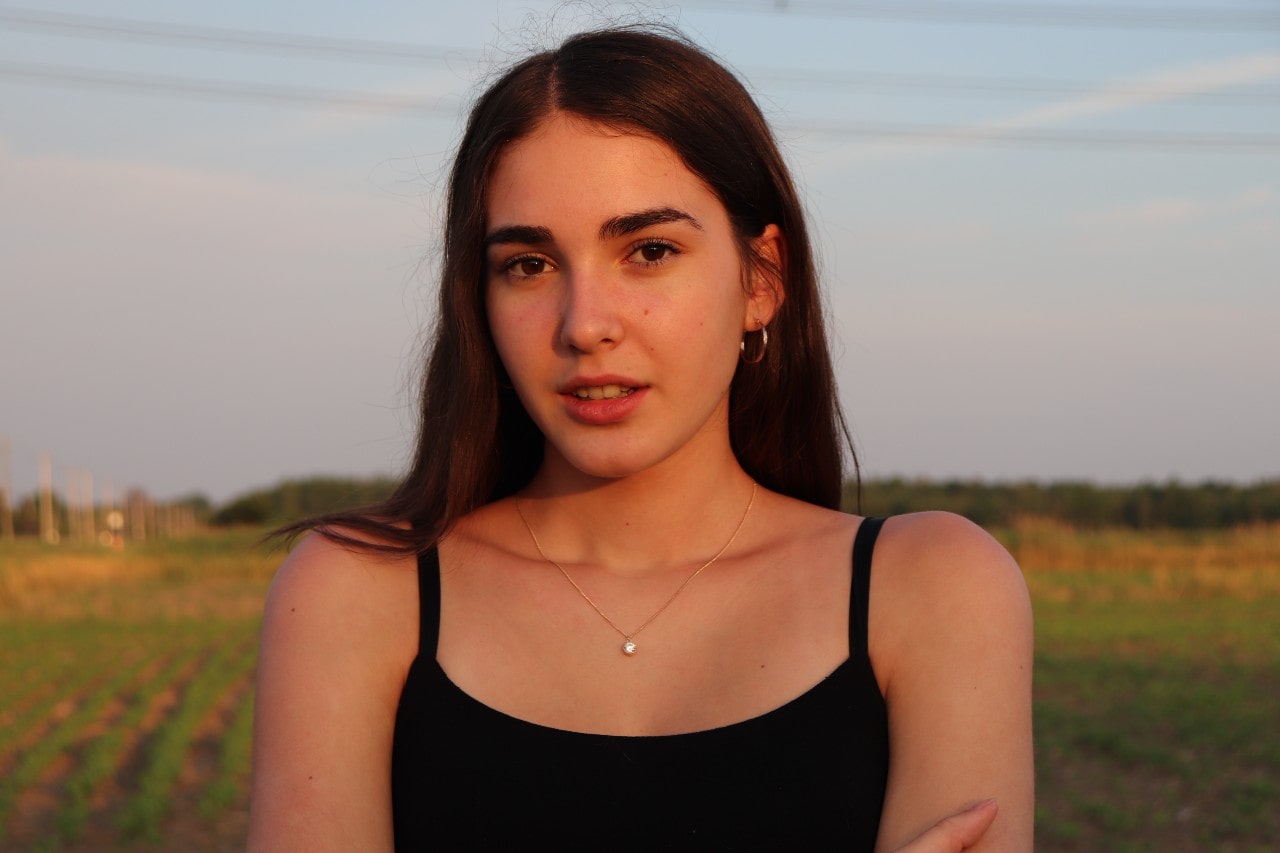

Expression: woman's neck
xmin=514 ymin=446 xmax=758 ymax=577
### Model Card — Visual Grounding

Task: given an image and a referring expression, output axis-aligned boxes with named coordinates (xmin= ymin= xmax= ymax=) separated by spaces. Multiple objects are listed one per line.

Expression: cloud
xmin=810 ymin=52 xmax=1280 ymax=165
xmin=1077 ymin=197 xmax=1201 ymax=227
xmin=1076 ymin=185 xmax=1277 ymax=228
xmin=1227 ymin=186 xmax=1277 ymax=211
xmin=985 ymin=53 xmax=1280 ymax=133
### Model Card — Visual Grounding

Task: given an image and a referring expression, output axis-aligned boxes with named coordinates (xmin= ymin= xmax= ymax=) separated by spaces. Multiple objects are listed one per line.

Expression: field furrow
xmin=0 ymin=653 xmax=123 ymax=780
xmin=0 ymin=649 xmax=155 ymax=845
xmin=117 ymin=626 xmax=258 ymax=842
xmin=198 ymin=673 xmax=256 ymax=821
xmin=45 ymin=644 xmax=207 ymax=847
xmin=190 ymin=639 xmax=259 ymax=819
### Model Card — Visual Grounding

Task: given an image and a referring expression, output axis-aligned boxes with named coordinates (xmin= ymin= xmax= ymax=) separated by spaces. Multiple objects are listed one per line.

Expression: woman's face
xmin=484 ymin=113 xmax=779 ymax=483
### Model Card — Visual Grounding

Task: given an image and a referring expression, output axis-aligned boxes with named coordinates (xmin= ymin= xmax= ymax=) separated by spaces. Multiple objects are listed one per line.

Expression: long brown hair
xmin=276 ymin=25 xmax=856 ymax=553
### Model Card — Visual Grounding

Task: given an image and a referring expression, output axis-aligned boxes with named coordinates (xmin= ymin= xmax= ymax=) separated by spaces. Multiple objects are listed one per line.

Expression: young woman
xmin=249 ymin=26 xmax=1033 ymax=851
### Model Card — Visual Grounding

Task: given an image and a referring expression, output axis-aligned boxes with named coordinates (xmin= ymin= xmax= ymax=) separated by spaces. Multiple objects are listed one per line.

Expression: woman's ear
xmin=745 ymin=223 xmax=785 ymax=330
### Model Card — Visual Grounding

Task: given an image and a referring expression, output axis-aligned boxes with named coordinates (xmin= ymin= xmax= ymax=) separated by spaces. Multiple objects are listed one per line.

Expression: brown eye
xmin=503 ymin=255 xmax=550 ymax=277
xmin=630 ymin=241 xmax=677 ymax=266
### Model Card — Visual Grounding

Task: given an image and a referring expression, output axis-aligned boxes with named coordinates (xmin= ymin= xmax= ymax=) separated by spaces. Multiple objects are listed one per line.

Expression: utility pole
xmin=104 ymin=479 xmax=123 ymax=548
xmin=67 ymin=465 xmax=81 ymax=542
xmin=128 ymin=489 xmax=147 ymax=542
xmin=82 ymin=470 xmax=95 ymax=542
xmin=39 ymin=451 xmax=57 ymax=543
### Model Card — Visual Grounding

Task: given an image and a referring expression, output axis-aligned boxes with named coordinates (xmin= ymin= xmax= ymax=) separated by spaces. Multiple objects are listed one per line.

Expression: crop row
xmin=0 ymin=619 xmax=259 ymax=848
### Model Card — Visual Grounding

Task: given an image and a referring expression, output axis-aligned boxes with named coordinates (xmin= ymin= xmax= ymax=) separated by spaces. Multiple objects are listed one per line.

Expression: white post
xmin=82 ymin=470 xmax=95 ymax=542
xmin=39 ymin=452 xmax=57 ymax=543
xmin=67 ymin=465 xmax=81 ymax=542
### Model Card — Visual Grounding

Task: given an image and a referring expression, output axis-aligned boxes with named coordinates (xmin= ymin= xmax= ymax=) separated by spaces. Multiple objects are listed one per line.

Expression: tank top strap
xmin=850 ymin=517 xmax=886 ymax=657
xmin=416 ymin=546 xmax=442 ymax=658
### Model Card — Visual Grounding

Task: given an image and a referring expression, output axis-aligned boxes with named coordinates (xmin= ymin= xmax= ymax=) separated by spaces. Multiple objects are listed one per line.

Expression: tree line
xmin=9 ymin=476 xmax=1278 ymax=536
xmin=209 ymin=476 xmax=400 ymax=527
xmin=847 ymin=477 xmax=1280 ymax=530
xmin=202 ymin=475 xmax=1280 ymax=531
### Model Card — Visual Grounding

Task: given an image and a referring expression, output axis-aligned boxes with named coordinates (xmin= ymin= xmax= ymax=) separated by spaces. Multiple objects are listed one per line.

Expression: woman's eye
xmin=631 ymin=241 xmax=677 ymax=266
xmin=504 ymin=255 xmax=550 ymax=277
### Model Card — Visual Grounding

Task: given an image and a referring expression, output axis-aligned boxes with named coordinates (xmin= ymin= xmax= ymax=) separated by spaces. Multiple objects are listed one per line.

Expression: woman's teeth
xmin=573 ymin=385 xmax=635 ymax=400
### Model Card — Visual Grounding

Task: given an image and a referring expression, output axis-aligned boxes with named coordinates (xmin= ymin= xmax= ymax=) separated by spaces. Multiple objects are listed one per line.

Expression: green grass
xmin=0 ymin=624 xmax=134 ymax=763
xmin=0 ymin=530 xmax=272 ymax=848
xmin=1031 ymin=571 xmax=1280 ymax=850
xmin=52 ymin=640 xmax=206 ymax=845
xmin=0 ymin=652 xmax=151 ymax=844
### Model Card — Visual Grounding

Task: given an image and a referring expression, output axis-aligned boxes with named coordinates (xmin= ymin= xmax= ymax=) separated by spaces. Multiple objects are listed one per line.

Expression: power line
xmin=682 ymin=0 xmax=1280 ymax=31
xmin=7 ymin=55 xmax=1272 ymax=111
xmin=2 ymin=6 xmax=1275 ymax=106
xmin=748 ymin=67 xmax=1280 ymax=104
xmin=0 ymin=60 xmax=459 ymax=116
xmin=1 ymin=8 xmax=1274 ymax=149
xmin=0 ymin=6 xmax=482 ymax=64
xmin=2 ymin=60 xmax=1275 ymax=150
xmin=790 ymin=120 xmax=1280 ymax=150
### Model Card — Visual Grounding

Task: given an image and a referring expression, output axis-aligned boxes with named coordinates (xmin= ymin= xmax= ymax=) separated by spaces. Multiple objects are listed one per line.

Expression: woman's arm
xmin=247 ymin=533 xmax=416 ymax=852
xmin=872 ymin=512 xmax=1035 ymax=852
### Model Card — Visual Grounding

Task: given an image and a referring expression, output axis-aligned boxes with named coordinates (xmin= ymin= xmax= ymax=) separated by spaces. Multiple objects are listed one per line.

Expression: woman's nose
xmin=557 ymin=274 xmax=623 ymax=353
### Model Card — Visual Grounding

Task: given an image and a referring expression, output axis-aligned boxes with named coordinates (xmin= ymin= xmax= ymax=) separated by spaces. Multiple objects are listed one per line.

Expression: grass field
xmin=1011 ymin=521 xmax=1280 ymax=851
xmin=1 ymin=522 xmax=1277 ymax=850
xmin=0 ymin=532 xmax=274 ymax=851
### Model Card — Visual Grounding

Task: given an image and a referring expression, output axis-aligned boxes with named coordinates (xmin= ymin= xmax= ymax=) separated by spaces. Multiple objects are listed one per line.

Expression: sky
xmin=1 ymin=0 xmax=1277 ymax=506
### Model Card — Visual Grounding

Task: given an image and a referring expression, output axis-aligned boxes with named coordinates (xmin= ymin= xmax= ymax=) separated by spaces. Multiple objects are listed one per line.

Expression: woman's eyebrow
xmin=484 ymin=208 xmax=701 ymax=248
xmin=484 ymin=224 xmax=553 ymax=248
xmin=600 ymin=207 xmax=703 ymax=239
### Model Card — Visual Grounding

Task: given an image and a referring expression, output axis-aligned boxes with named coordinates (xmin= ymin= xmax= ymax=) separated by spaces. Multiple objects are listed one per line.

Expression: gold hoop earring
xmin=740 ymin=325 xmax=768 ymax=365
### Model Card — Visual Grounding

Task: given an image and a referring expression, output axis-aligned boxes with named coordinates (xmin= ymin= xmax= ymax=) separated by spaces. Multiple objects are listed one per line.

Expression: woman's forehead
xmin=486 ymin=114 xmax=724 ymax=230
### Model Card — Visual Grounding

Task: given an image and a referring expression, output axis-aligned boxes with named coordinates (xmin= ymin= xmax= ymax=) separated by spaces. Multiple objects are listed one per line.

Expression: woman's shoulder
xmin=269 ymin=526 xmax=418 ymax=596
xmin=868 ymin=510 xmax=1032 ymax=686
xmin=876 ymin=510 xmax=1021 ymax=583
xmin=261 ymin=528 xmax=421 ymax=672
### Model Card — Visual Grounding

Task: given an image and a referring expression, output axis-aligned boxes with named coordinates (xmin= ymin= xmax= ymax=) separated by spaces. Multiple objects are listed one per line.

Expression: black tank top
xmin=391 ymin=517 xmax=889 ymax=849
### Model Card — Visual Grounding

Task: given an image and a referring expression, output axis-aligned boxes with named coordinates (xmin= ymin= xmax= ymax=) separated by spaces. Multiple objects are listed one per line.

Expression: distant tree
xmin=209 ymin=475 xmax=1280 ymax=531
xmin=850 ymin=477 xmax=1280 ymax=530
xmin=212 ymin=493 xmax=274 ymax=526
xmin=210 ymin=476 xmax=398 ymax=527
xmin=172 ymin=493 xmax=214 ymax=522
xmin=11 ymin=491 xmax=69 ymax=537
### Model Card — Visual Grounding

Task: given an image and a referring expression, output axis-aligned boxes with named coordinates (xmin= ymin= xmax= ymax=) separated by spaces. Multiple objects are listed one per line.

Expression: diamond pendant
xmin=622 ymin=639 xmax=638 ymax=656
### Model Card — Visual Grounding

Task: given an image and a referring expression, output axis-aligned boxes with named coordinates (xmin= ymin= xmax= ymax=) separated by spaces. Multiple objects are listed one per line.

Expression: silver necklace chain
xmin=514 ymin=482 xmax=757 ymax=656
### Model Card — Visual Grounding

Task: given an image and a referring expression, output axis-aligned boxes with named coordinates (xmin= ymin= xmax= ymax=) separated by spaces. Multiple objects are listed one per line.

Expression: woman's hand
xmin=892 ymin=800 xmax=999 ymax=852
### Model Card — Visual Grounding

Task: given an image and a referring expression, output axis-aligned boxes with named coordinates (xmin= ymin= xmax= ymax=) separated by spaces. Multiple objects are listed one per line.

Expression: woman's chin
xmin=539 ymin=444 xmax=665 ymax=485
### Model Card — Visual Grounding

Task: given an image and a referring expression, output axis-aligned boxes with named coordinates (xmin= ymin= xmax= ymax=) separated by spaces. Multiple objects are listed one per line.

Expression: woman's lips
xmin=561 ymin=384 xmax=647 ymax=425
xmin=571 ymin=383 xmax=636 ymax=400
